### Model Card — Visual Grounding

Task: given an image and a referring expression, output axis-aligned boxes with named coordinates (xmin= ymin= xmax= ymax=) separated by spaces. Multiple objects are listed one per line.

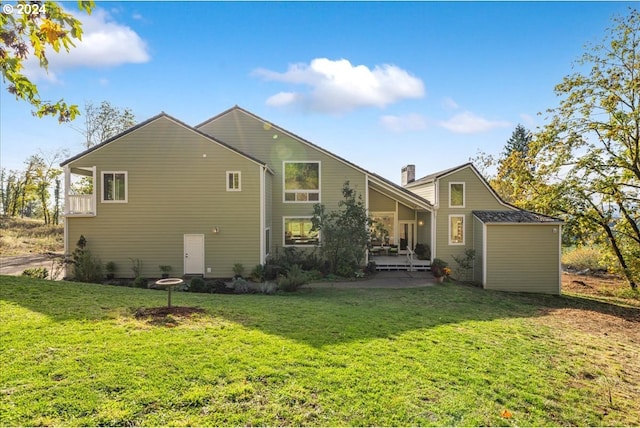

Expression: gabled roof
xmin=473 ymin=210 xmax=563 ymax=224
xmin=198 ymin=106 xmax=433 ymax=210
xmin=405 ymin=162 xmax=475 ymax=187
xmin=60 ymin=112 xmax=269 ymax=168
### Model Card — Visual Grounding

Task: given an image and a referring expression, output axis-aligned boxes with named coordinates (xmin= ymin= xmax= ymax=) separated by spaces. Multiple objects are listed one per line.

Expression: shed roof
xmin=473 ymin=210 xmax=563 ymax=224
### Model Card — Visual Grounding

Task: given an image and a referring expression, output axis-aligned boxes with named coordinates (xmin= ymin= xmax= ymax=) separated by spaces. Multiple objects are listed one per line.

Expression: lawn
xmin=1 ymin=276 xmax=639 ymax=426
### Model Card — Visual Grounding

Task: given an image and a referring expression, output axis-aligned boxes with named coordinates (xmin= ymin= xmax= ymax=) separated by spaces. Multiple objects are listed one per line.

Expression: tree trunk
xmin=602 ymin=221 xmax=638 ymax=290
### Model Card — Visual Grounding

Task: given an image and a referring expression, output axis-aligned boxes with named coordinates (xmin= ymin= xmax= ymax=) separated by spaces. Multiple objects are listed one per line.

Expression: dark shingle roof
xmin=473 ymin=210 xmax=563 ymax=224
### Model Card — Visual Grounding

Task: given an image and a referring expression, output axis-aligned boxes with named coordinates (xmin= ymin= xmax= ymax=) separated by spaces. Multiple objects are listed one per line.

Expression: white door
xmin=398 ymin=221 xmax=415 ymax=254
xmin=184 ymin=234 xmax=205 ymax=275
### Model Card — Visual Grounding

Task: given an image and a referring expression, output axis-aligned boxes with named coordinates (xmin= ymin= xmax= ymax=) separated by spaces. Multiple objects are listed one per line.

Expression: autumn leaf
xmin=40 ymin=19 xmax=64 ymax=45
xmin=501 ymin=409 xmax=513 ymax=419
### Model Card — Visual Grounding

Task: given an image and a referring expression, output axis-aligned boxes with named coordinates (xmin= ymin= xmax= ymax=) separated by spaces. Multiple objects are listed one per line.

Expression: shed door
xmin=184 ymin=234 xmax=204 ymax=275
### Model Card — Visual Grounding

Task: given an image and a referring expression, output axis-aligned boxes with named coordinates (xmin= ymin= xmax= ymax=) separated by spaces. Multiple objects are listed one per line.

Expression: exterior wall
xmin=406 ymin=181 xmax=435 ymax=204
xmin=484 ymin=224 xmax=561 ymax=294
xmin=66 ymin=117 xmax=262 ymax=278
xmin=398 ymin=203 xmax=414 ymax=221
xmin=198 ymin=109 xmax=366 ymax=251
xmin=369 ymin=189 xmax=396 ymax=211
xmin=433 ymin=166 xmax=510 ymax=267
xmin=472 ymin=216 xmax=484 ymax=283
xmin=416 ymin=211 xmax=431 ymax=254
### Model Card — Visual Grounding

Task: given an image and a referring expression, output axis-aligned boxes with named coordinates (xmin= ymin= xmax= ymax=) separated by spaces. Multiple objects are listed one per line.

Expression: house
xmin=61 ymin=106 xmax=562 ymax=294
xmin=404 ymin=163 xmax=563 ymax=294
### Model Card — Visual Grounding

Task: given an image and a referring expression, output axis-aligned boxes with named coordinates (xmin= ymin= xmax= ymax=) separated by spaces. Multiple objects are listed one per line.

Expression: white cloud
xmin=23 ymin=8 xmax=150 ymax=82
xmin=439 ymin=111 xmax=510 ymax=134
xmin=442 ymin=97 xmax=459 ymax=110
xmin=519 ymin=113 xmax=536 ymax=127
xmin=254 ymin=58 xmax=425 ymax=113
xmin=380 ymin=113 xmax=427 ymax=133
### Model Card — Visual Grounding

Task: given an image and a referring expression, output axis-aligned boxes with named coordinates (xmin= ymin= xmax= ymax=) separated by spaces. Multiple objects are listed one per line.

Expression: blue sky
xmin=1 ymin=1 xmax=634 ymax=184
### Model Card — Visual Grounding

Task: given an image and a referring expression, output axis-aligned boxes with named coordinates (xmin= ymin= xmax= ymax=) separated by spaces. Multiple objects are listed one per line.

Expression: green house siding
xmin=485 ymin=224 xmax=561 ymax=294
xmin=369 ymin=189 xmax=396 ymax=211
xmin=66 ymin=117 xmax=262 ymax=278
xmin=434 ymin=167 xmax=509 ymax=267
xmin=198 ymin=109 xmax=367 ymax=250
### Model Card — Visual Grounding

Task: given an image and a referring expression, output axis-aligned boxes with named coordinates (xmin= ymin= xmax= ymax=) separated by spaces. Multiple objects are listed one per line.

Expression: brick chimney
xmin=401 ymin=165 xmax=415 ymax=186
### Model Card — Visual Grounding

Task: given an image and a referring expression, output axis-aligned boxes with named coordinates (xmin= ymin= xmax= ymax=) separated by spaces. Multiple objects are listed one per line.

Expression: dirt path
xmin=0 ymin=253 xmax=64 ymax=278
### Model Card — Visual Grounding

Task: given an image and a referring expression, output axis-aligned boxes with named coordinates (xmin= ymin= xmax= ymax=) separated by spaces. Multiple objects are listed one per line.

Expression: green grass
xmin=1 ymin=276 xmax=639 ymax=426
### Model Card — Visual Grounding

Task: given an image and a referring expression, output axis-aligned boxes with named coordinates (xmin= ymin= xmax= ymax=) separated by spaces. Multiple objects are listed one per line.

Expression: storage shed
xmin=472 ymin=210 xmax=563 ymax=295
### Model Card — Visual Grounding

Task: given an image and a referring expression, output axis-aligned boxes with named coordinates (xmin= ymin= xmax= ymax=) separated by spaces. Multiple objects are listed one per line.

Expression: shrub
xmin=73 ymin=249 xmax=103 ymax=283
xmin=231 ymin=277 xmax=252 ymax=294
xmin=250 ymin=264 xmax=265 ymax=282
xmin=189 ymin=277 xmax=207 ymax=293
xmin=259 ymin=281 xmax=277 ymax=295
xmin=562 ymin=246 xmax=608 ymax=271
xmin=232 ymin=263 xmax=245 ymax=278
xmin=22 ymin=267 xmax=49 ymax=279
xmin=131 ymin=276 xmax=147 ymax=288
xmin=277 ymin=264 xmax=307 ymax=292
xmin=105 ymin=261 xmax=117 ymax=279
xmin=451 ymin=249 xmax=475 ymax=281
xmin=365 ymin=261 xmax=377 ymax=274
xmin=414 ymin=243 xmax=431 ymax=260
xmin=130 ymin=258 xmax=143 ymax=278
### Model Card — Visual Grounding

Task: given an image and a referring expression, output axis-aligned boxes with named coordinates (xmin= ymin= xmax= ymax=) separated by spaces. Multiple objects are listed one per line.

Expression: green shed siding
xmin=484 ymin=224 xmax=561 ymax=294
xmin=198 ymin=109 xmax=367 ymax=250
xmin=433 ymin=166 xmax=509 ymax=267
xmin=66 ymin=117 xmax=262 ymax=278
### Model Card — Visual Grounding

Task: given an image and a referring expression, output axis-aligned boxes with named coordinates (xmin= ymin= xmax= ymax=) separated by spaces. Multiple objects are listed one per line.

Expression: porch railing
xmin=67 ymin=194 xmax=95 ymax=215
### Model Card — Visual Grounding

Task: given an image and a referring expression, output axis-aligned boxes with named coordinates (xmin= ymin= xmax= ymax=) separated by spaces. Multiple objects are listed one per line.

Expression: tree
xmin=1 ymin=0 xmax=94 ymax=122
xmin=71 ymin=100 xmax=136 ymax=148
xmin=311 ymin=182 xmax=372 ymax=277
xmin=533 ymin=9 xmax=640 ymax=289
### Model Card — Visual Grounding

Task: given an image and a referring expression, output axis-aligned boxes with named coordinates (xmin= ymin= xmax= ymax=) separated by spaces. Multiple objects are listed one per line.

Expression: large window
xmin=102 ymin=172 xmax=127 ymax=202
xmin=284 ymin=161 xmax=320 ymax=202
xmin=284 ymin=217 xmax=319 ymax=246
xmin=449 ymin=182 xmax=465 ymax=208
xmin=449 ymin=215 xmax=465 ymax=245
xmin=370 ymin=212 xmax=395 ymax=246
xmin=226 ymin=171 xmax=241 ymax=191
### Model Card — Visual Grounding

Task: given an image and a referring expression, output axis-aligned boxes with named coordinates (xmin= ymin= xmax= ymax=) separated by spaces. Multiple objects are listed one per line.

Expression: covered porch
xmin=63 ymin=166 xmax=96 ymax=216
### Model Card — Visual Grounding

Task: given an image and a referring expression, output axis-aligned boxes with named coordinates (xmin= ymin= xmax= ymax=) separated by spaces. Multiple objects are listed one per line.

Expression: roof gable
xmin=61 ymin=112 xmax=267 ymax=168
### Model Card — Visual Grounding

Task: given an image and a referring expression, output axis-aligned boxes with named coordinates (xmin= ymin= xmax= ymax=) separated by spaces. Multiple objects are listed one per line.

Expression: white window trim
xmin=226 ymin=171 xmax=241 ymax=192
xmin=449 ymin=182 xmax=465 ymax=208
xmin=101 ymin=171 xmax=128 ymax=203
xmin=449 ymin=214 xmax=465 ymax=245
xmin=283 ymin=161 xmax=321 ymax=203
xmin=283 ymin=216 xmax=320 ymax=247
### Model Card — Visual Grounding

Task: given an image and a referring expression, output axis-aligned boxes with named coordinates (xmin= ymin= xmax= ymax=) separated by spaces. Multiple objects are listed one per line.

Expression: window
xmin=265 ymin=227 xmax=271 ymax=257
xmin=370 ymin=212 xmax=395 ymax=246
xmin=102 ymin=172 xmax=127 ymax=202
xmin=226 ymin=171 xmax=241 ymax=191
xmin=284 ymin=161 xmax=320 ymax=202
xmin=449 ymin=215 xmax=465 ymax=245
xmin=449 ymin=182 xmax=465 ymax=208
xmin=284 ymin=217 xmax=319 ymax=246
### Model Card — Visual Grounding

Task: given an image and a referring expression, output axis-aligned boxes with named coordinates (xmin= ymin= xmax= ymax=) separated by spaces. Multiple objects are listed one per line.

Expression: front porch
xmin=370 ymin=254 xmax=431 ymax=272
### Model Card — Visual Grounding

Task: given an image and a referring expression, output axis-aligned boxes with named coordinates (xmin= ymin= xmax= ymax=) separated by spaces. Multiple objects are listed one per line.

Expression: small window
xmin=284 ymin=161 xmax=320 ymax=202
xmin=265 ymin=227 xmax=271 ymax=257
xmin=449 ymin=182 xmax=465 ymax=208
xmin=449 ymin=215 xmax=465 ymax=245
xmin=102 ymin=171 xmax=127 ymax=203
xmin=284 ymin=217 xmax=319 ymax=246
xmin=227 ymin=171 xmax=241 ymax=191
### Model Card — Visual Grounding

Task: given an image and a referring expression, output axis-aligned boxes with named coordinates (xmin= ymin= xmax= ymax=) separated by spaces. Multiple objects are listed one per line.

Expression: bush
xmin=72 ymin=249 xmax=103 ymax=283
xmin=562 ymin=246 xmax=608 ymax=271
xmin=277 ymin=264 xmax=307 ymax=292
xmin=259 ymin=282 xmax=277 ymax=295
xmin=231 ymin=277 xmax=252 ymax=294
xmin=131 ymin=276 xmax=147 ymax=288
xmin=232 ymin=263 xmax=245 ymax=278
xmin=22 ymin=267 xmax=49 ymax=279
xmin=365 ymin=261 xmax=377 ymax=274
xmin=250 ymin=264 xmax=266 ymax=282
xmin=431 ymin=258 xmax=448 ymax=277
xmin=189 ymin=277 xmax=208 ymax=293
xmin=414 ymin=243 xmax=431 ymax=260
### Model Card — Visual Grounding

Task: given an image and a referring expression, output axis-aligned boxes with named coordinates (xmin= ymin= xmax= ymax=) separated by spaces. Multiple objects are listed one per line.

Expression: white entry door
xmin=184 ymin=234 xmax=205 ymax=275
xmin=398 ymin=221 xmax=415 ymax=254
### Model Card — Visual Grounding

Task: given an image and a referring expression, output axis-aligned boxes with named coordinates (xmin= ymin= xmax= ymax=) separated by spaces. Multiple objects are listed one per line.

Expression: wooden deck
xmin=369 ymin=255 xmax=431 ymax=272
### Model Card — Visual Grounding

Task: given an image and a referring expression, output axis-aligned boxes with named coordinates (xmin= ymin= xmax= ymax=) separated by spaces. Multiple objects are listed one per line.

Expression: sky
xmin=0 ymin=1 xmax=635 ymax=184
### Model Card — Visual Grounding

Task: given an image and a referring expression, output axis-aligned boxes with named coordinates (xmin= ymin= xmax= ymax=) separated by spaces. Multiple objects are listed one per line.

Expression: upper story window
xmin=284 ymin=161 xmax=320 ymax=202
xmin=227 ymin=171 xmax=241 ymax=191
xmin=449 ymin=182 xmax=465 ymax=208
xmin=102 ymin=172 xmax=127 ymax=203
